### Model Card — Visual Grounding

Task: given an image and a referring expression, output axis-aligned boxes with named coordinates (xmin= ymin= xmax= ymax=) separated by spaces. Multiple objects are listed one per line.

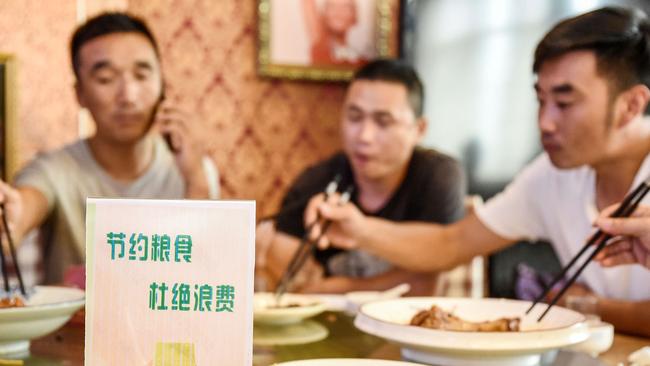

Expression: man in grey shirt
xmin=0 ymin=12 xmax=219 ymax=284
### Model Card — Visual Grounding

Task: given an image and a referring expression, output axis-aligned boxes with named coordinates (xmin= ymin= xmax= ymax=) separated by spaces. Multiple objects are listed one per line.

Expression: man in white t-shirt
xmin=0 ymin=13 xmax=219 ymax=284
xmin=304 ymin=7 xmax=650 ymax=337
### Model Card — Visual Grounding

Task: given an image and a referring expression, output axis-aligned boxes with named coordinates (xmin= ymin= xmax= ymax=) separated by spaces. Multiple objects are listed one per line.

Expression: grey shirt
xmin=14 ymin=136 xmax=219 ymax=284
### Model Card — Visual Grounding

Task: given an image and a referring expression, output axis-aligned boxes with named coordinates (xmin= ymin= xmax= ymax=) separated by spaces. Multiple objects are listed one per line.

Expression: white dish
xmin=0 ymin=286 xmax=85 ymax=355
xmin=254 ymin=319 xmax=328 ymax=346
xmin=345 ymin=283 xmax=411 ymax=315
xmin=355 ymin=297 xmax=589 ymax=366
xmin=311 ymin=294 xmax=347 ymax=312
xmin=567 ymin=320 xmax=614 ymax=357
xmin=254 ymin=292 xmax=327 ymax=325
xmin=273 ymin=359 xmax=425 ymax=366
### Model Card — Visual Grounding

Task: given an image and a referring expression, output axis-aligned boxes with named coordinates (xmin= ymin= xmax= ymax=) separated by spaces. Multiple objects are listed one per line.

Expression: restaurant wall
xmin=0 ymin=0 xmax=344 ymax=216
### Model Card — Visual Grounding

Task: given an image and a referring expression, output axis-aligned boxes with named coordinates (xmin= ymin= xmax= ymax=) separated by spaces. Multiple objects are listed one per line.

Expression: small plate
xmin=0 ymin=286 xmax=85 ymax=355
xmin=254 ymin=320 xmax=328 ymax=346
xmin=254 ymin=293 xmax=326 ymax=325
xmin=273 ymin=359 xmax=425 ymax=366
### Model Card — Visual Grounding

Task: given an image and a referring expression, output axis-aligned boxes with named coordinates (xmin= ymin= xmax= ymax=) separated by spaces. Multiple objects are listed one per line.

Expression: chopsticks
xmin=257 ymin=175 xmax=342 ymax=224
xmin=274 ymin=184 xmax=354 ymax=301
xmin=0 ymin=203 xmax=26 ymax=297
xmin=527 ymin=178 xmax=650 ymax=322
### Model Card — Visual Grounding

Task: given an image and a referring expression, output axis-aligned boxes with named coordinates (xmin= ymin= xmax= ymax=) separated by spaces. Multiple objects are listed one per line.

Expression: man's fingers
xmin=597 ymin=216 xmax=650 ymax=236
xmin=599 ymin=252 xmax=636 ymax=267
xmin=596 ymin=241 xmax=635 ymax=266
xmin=317 ymin=235 xmax=330 ymax=250
xmin=304 ymin=193 xmax=326 ymax=226
xmin=598 ymin=204 xmax=619 ymax=220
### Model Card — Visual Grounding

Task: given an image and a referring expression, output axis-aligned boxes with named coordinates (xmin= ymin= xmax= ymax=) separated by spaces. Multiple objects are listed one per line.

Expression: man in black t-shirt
xmin=259 ymin=59 xmax=466 ymax=295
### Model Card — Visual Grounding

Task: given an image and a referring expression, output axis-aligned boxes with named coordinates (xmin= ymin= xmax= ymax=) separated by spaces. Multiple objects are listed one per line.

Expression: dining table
xmin=5 ymin=311 xmax=646 ymax=365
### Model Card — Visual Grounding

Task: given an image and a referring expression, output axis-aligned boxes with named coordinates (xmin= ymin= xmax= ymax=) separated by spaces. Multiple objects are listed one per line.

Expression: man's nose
xmin=538 ymin=105 xmax=558 ymax=133
xmin=358 ymin=120 xmax=377 ymax=143
xmin=116 ymin=78 xmax=138 ymax=106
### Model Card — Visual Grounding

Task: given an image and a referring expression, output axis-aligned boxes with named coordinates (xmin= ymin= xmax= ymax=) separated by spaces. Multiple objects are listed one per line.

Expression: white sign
xmin=85 ymin=198 xmax=255 ymax=365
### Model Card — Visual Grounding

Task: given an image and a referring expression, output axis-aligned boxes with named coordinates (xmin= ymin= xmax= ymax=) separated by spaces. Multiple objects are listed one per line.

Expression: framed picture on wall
xmin=0 ymin=54 xmax=17 ymax=182
xmin=258 ymin=0 xmax=401 ymax=81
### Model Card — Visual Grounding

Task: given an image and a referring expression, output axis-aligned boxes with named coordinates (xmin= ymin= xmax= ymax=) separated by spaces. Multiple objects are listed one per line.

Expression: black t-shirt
xmin=275 ymin=147 xmax=466 ymax=273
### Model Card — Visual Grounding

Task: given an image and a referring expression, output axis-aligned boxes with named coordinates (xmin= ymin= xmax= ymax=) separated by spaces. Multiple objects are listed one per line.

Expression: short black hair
xmin=352 ymin=59 xmax=424 ymax=117
xmin=534 ymin=7 xmax=650 ymax=94
xmin=70 ymin=12 xmax=160 ymax=79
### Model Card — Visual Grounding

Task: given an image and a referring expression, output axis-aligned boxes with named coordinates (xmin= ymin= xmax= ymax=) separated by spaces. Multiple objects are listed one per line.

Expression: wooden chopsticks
xmin=527 ymin=179 xmax=650 ymax=322
xmin=0 ymin=203 xmax=26 ymax=297
xmin=274 ymin=184 xmax=354 ymax=301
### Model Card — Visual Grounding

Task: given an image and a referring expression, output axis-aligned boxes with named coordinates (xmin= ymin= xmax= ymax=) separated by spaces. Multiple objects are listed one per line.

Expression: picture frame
xmin=257 ymin=0 xmax=401 ymax=81
xmin=0 ymin=54 xmax=17 ymax=182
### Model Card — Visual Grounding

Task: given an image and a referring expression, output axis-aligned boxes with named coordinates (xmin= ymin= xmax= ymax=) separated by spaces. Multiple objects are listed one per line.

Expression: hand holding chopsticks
xmin=274 ymin=181 xmax=354 ymax=301
xmin=595 ymin=204 xmax=650 ymax=269
xmin=527 ymin=178 xmax=650 ymax=322
xmin=0 ymin=202 xmax=26 ymax=298
xmin=257 ymin=175 xmax=342 ymax=224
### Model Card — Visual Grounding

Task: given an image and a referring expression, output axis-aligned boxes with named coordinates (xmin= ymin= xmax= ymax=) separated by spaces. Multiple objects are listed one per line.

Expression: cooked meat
xmin=410 ymin=305 xmax=520 ymax=332
xmin=0 ymin=296 xmax=25 ymax=309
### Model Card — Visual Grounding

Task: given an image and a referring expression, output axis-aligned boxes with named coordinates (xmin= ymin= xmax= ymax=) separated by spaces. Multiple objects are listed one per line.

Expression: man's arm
xmin=0 ymin=182 xmax=49 ymax=243
xmin=300 ymin=268 xmax=435 ymax=295
xmin=306 ymin=193 xmax=513 ymax=272
xmin=263 ymin=231 xmax=324 ymax=292
xmin=549 ymin=283 xmax=650 ymax=337
xmin=156 ymin=104 xmax=215 ymax=199
xmin=598 ymin=298 xmax=650 ymax=337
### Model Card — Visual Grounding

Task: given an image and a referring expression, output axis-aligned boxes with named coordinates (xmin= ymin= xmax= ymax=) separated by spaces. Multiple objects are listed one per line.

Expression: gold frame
xmin=257 ymin=0 xmax=398 ymax=81
xmin=0 ymin=54 xmax=17 ymax=182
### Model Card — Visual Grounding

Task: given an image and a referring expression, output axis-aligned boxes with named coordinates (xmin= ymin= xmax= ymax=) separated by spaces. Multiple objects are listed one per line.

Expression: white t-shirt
xmin=475 ymin=153 xmax=650 ymax=301
xmin=14 ymin=135 xmax=219 ymax=284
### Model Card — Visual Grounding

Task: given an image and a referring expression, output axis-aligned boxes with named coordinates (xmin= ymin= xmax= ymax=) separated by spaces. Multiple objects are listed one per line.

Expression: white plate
xmin=0 ymin=286 xmax=85 ymax=355
xmin=254 ymin=293 xmax=327 ymax=325
xmin=254 ymin=319 xmax=329 ymax=346
xmin=355 ymin=297 xmax=589 ymax=366
xmin=274 ymin=359 xmax=425 ymax=366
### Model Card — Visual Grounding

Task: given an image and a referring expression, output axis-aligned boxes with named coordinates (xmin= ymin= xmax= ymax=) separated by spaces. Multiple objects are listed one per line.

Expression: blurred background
xmin=409 ymin=0 xmax=650 ymax=198
xmin=2 ymin=0 xmax=650 ymax=295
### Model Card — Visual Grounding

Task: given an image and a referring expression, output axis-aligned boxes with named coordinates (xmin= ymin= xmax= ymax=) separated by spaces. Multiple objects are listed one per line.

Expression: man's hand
xmin=596 ymin=204 xmax=650 ymax=269
xmin=0 ymin=181 xmax=24 ymax=245
xmin=304 ymin=192 xmax=367 ymax=250
xmin=155 ymin=103 xmax=209 ymax=198
xmin=255 ymin=220 xmax=275 ymax=269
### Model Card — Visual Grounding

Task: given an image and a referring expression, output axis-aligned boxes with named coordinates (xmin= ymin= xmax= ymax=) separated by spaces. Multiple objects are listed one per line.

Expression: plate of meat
xmin=0 ymin=286 xmax=85 ymax=355
xmin=354 ymin=297 xmax=589 ymax=366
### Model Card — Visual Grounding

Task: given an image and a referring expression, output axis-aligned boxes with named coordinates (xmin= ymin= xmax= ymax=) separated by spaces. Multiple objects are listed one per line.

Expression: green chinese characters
xmin=149 ymin=282 xmax=235 ymax=313
xmin=106 ymin=232 xmax=192 ymax=263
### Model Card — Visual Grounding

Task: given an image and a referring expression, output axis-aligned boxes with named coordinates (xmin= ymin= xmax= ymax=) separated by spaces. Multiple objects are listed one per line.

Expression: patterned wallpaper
xmin=0 ymin=0 xmax=345 ymax=216
xmin=0 ymin=0 xmax=79 ymax=171
xmin=128 ymin=0 xmax=344 ymax=214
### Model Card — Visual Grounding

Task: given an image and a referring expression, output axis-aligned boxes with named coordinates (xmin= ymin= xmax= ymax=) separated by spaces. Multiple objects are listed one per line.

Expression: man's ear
xmin=617 ymin=84 xmax=650 ymax=128
xmin=75 ymin=81 xmax=87 ymax=108
xmin=415 ymin=116 xmax=427 ymax=142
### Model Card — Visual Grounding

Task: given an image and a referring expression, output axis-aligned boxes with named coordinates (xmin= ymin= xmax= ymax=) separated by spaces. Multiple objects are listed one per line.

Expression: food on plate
xmin=410 ymin=305 xmax=520 ymax=332
xmin=0 ymin=295 xmax=25 ymax=309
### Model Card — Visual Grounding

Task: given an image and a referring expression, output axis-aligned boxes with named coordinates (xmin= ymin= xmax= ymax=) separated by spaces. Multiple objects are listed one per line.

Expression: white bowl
xmin=273 ymin=359 xmax=425 ymax=366
xmin=254 ymin=292 xmax=326 ymax=325
xmin=354 ymin=297 xmax=589 ymax=366
xmin=0 ymin=286 xmax=85 ymax=355
xmin=567 ymin=320 xmax=614 ymax=357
